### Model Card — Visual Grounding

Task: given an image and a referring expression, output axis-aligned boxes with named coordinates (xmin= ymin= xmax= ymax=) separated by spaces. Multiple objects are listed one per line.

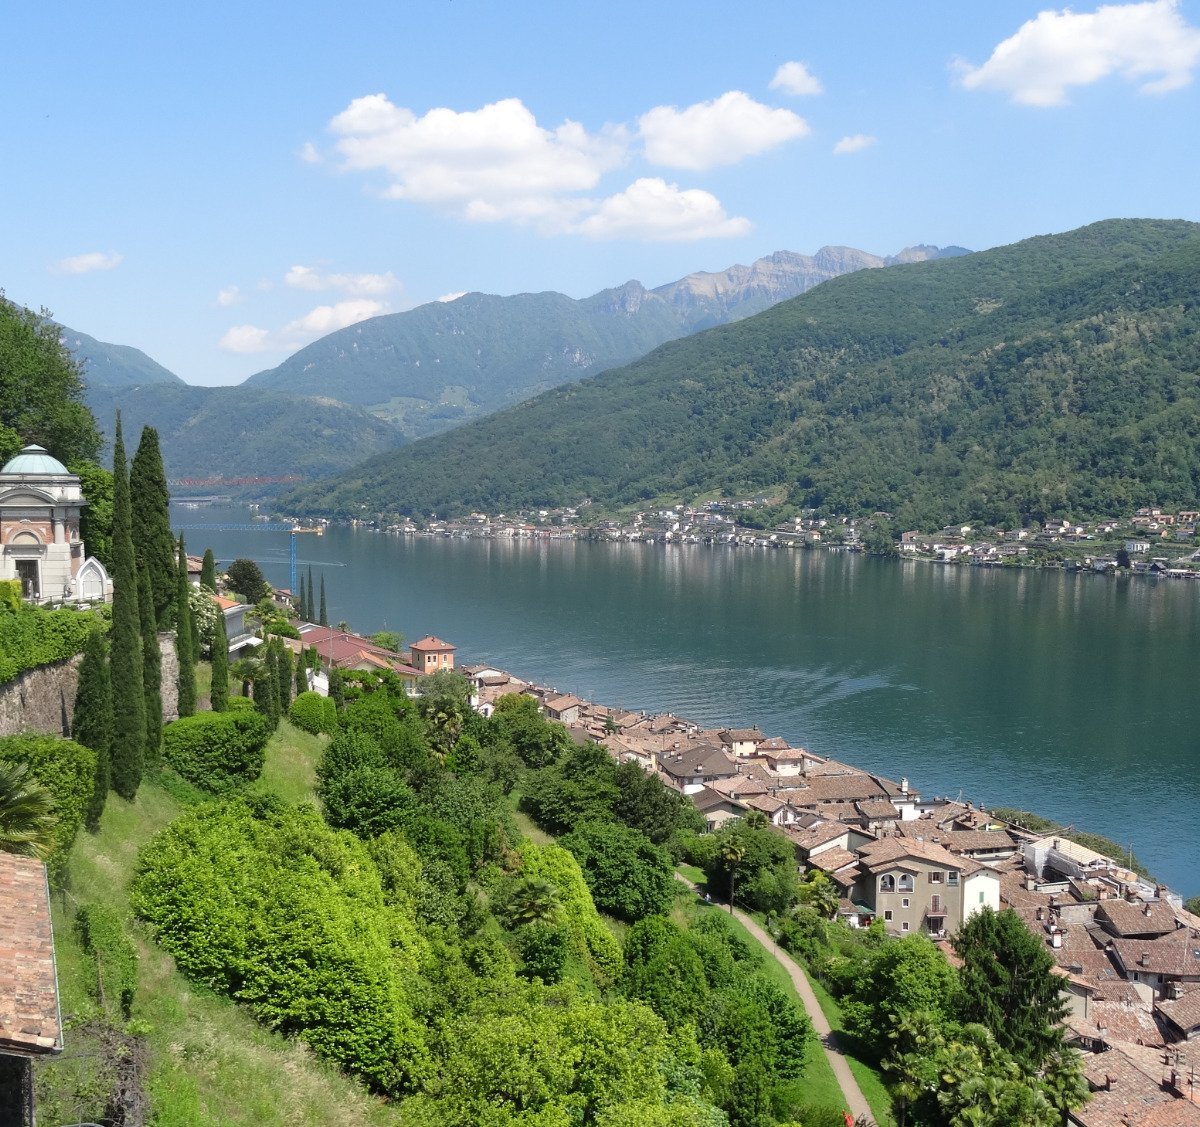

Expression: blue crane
xmin=175 ymin=523 xmax=323 ymax=594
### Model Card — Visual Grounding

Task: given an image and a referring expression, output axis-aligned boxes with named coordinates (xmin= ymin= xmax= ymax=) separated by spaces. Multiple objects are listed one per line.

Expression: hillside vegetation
xmin=285 ymin=219 xmax=1200 ymax=528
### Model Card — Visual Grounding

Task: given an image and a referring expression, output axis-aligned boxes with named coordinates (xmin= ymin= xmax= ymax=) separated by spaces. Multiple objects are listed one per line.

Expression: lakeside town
xmin=270 ymin=607 xmax=1200 ymax=1127
xmin=301 ymin=498 xmax=1200 ymax=578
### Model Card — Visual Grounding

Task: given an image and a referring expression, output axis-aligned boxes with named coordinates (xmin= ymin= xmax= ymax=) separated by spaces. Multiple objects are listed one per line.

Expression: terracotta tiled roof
xmin=809 ymin=847 xmax=858 ymax=873
xmin=1095 ymin=899 xmax=1180 ymax=939
xmin=857 ymin=835 xmax=983 ymax=876
xmin=1157 ymin=986 xmax=1200 ymax=1035
xmin=409 ymin=635 xmax=456 ymax=652
xmin=1111 ymin=932 xmax=1200 ymax=978
xmin=0 ymin=853 xmax=61 ymax=1056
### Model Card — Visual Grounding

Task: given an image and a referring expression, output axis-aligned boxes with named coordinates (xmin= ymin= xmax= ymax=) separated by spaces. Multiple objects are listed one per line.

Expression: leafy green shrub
xmin=161 ymin=711 xmax=270 ymax=793
xmin=0 ymin=603 xmax=105 ymax=683
xmin=0 ymin=734 xmax=96 ymax=884
xmin=75 ymin=903 xmax=138 ymax=1020
xmin=0 ymin=579 xmax=21 ymax=614
xmin=288 ymin=690 xmax=338 ymax=735
xmin=517 ymin=842 xmax=622 ymax=983
xmin=515 ymin=921 xmax=569 ymax=983
xmin=130 ymin=796 xmax=430 ymax=1093
xmin=224 ymin=695 xmax=256 ymax=712
xmin=561 ymin=821 xmax=675 ymax=922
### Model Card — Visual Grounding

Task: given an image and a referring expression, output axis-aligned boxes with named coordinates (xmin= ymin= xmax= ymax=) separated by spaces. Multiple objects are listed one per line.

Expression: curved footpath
xmin=675 ymin=874 xmax=874 ymax=1124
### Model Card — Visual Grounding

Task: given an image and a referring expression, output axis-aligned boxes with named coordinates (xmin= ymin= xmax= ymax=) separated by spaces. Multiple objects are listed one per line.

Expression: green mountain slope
xmin=245 ymin=245 xmax=966 ymax=441
xmin=283 ymin=219 xmax=1200 ymax=528
xmin=59 ymin=325 xmax=185 ymax=388
xmin=85 ymin=383 xmax=404 ymax=489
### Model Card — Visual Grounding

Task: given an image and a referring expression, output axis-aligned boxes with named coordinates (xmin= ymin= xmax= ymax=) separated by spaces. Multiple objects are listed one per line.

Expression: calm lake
xmin=175 ymin=505 xmax=1200 ymax=896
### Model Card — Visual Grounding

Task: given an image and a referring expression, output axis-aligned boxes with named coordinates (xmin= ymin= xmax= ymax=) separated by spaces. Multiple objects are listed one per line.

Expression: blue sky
xmin=3 ymin=1 xmax=1198 ymax=386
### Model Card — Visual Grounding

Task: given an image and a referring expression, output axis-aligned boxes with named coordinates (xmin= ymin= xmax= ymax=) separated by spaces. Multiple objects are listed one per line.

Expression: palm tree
xmin=0 ymin=762 xmax=56 ymax=858
xmin=503 ymin=877 xmax=562 ymax=927
xmin=721 ymin=838 xmax=745 ymax=913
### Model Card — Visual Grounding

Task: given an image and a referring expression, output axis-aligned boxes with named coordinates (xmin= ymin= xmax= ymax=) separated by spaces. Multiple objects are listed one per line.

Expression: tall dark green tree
xmin=328 ymin=665 xmax=345 ymax=712
xmin=138 ymin=560 xmax=163 ymax=772
xmin=129 ymin=426 xmax=176 ymax=626
xmin=175 ymin=537 xmax=196 ymax=718
xmin=254 ymin=647 xmax=280 ymax=728
xmin=210 ymin=601 xmax=229 ymax=713
xmin=200 ymin=548 xmax=216 ymax=590
xmin=319 ymin=575 xmax=328 ymax=626
xmin=275 ymin=642 xmax=292 ymax=714
xmin=306 ymin=567 xmax=315 ymax=621
xmin=74 ymin=627 xmax=112 ymax=831
xmin=294 ymin=651 xmax=307 ymax=698
xmin=953 ymin=907 xmax=1070 ymax=1072
xmin=108 ymin=414 xmax=145 ymax=800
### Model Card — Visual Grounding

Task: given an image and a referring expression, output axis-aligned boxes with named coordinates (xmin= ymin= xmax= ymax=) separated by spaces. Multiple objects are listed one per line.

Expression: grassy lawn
xmin=39 ymin=722 xmax=400 ymax=1127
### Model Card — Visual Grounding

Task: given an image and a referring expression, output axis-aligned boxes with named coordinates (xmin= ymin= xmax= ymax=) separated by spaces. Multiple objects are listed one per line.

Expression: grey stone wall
xmin=0 ymin=633 xmax=182 ymax=737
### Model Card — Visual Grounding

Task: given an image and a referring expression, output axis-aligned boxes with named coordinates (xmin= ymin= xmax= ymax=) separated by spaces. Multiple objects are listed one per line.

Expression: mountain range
xmin=282 ymin=219 xmax=1200 ymax=529
xmin=67 ymin=243 xmax=966 ymax=486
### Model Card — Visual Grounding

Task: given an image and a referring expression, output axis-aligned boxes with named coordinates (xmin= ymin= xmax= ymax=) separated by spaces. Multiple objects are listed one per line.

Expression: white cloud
xmin=770 ymin=61 xmax=824 ymax=96
xmin=299 ymin=140 xmax=321 ymax=163
xmin=216 ymin=285 xmax=241 ymax=307
xmin=638 ymin=91 xmax=809 ymax=170
xmin=437 ymin=292 xmax=467 ymax=303
xmin=284 ymin=265 xmax=400 ymax=296
xmin=52 ymin=251 xmax=122 ymax=275
xmin=833 ymin=134 xmax=877 ymax=154
xmin=576 ymin=178 xmax=751 ymax=242
xmin=219 ymin=325 xmax=272 ymax=353
xmin=281 ymin=299 xmax=387 ymax=339
xmin=328 ymin=94 xmax=627 ymax=224
xmin=958 ymin=0 xmax=1200 ymax=105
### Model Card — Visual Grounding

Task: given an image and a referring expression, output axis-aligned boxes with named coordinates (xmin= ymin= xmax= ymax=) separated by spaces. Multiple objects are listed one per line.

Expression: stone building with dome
xmin=0 ymin=444 xmax=110 ymax=604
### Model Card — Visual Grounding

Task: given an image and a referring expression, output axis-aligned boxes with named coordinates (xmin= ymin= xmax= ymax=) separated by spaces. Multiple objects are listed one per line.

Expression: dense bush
xmin=161 ymin=710 xmax=270 ymax=793
xmin=517 ymin=841 xmax=622 ymax=983
xmin=75 ymin=902 xmax=138 ymax=1020
xmin=288 ymin=690 xmax=338 ymax=735
xmin=561 ymin=820 xmax=675 ymax=922
xmin=0 ymin=603 xmax=105 ymax=683
xmin=514 ymin=921 xmax=569 ymax=983
xmin=0 ymin=733 xmax=96 ymax=883
xmin=130 ymin=795 xmax=429 ymax=1093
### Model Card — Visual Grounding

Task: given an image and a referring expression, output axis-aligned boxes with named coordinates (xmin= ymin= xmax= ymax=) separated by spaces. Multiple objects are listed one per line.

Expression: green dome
xmin=1 ymin=444 xmax=71 ymax=476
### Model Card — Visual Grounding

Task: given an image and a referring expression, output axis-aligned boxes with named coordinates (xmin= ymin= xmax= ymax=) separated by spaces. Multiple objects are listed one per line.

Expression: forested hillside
xmin=285 ymin=219 xmax=1200 ymax=528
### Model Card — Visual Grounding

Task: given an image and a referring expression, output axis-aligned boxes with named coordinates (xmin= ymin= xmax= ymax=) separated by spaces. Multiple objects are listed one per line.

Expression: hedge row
xmin=75 ymin=903 xmax=138 ymax=1020
xmin=0 ymin=602 xmax=106 ymax=684
xmin=162 ymin=711 xmax=270 ymax=793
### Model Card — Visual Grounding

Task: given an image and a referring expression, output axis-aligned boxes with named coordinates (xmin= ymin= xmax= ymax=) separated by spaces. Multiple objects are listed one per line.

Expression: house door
xmin=15 ymin=559 xmax=39 ymax=600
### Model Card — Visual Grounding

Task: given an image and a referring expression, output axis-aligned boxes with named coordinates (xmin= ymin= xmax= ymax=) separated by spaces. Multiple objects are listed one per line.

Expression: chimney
xmin=1051 ymin=930 xmax=1063 ymax=949
xmin=1036 ymin=907 xmax=1045 ymax=921
xmin=1144 ymin=903 xmax=1153 ymax=917
xmin=900 ymin=776 xmax=909 ymax=796
xmin=1140 ymin=952 xmax=1150 ymax=967
xmin=1169 ymin=980 xmax=1184 ymax=1000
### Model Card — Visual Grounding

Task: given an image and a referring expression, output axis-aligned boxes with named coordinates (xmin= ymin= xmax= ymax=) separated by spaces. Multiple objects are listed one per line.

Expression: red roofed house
xmin=0 ymin=852 xmax=62 ymax=1125
xmin=409 ymin=636 xmax=456 ymax=673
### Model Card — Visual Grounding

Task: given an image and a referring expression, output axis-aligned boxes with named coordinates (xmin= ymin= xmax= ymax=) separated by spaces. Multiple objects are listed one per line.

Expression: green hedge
xmin=288 ymin=691 xmax=338 ymax=736
xmin=75 ymin=902 xmax=138 ymax=1020
xmin=162 ymin=711 xmax=270 ymax=793
xmin=0 ymin=734 xmax=96 ymax=884
xmin=0 ymin=603 xmax=106 ymax=684
xmin=130 ymin=796 xmax=429 ymax=1093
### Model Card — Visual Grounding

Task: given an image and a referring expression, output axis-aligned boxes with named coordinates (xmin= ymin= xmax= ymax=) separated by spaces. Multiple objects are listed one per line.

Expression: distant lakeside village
xmin=259 ymin=497 xmax=1200 ymax=578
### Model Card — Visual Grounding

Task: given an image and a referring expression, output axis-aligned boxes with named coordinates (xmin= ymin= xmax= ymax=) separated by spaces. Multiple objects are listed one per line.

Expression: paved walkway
xmin=676 ymin=874 xmax=875 ymax=1124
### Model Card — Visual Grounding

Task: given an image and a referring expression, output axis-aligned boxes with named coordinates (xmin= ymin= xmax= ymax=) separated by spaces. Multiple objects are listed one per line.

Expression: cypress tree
xmin=200 ymin=548 xmax=216 ymax=590
xmin=109 ymin=414 xmax=145 ymax=800
xmin=129 ymin=426 xmax=176 ymax=626
xmin=319 ymin=575 xmax=328 ymax=627
xmin=276 ymin=643 xmax=292 ymax=713
xmin=294 ymin=648 xmax=307 ymax=697
xmin=328 ymin=665 xmax=345 ymax=712
xmin=306 ymin=566 xmax=315 ymax=621
xmin=175 ymin=536 xmax=196 ymax=718
xmin=210 ymin=602 xmax=229 ymax=712
xmin=254 ymin=650 xmax=279 ymax=728
xmin=190 ymin=598 xmax=201 ymax=664
xmin=74 ymin=627 xmax=113 ymax=831
xmin=139 ymin=560 xmax=163 ymax=772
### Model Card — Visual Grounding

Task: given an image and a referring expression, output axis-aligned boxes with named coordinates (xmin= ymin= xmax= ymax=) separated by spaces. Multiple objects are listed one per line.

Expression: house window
xmin=979 ymin=891 xmax=985 ymax=904
xmin=930 ymin=871 xmax=943 ymax=884
xmin=901 ymin=922 xmax=910 ymax=932
xmin=947 ymin=871 xmax=959 ymax=886
xmin=930 ymin=895 xmax=942 ymax=914
xmin=879 ymin=875 xmax=895 ymax=893
xmin=884 ymin=910 xmax=893 ymax=922
xmin=898 ymin=874 xmax=914 ymax=892
xmin=902 ymin=898 xmax=910 ymax=909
